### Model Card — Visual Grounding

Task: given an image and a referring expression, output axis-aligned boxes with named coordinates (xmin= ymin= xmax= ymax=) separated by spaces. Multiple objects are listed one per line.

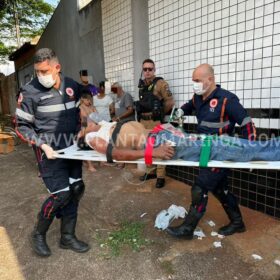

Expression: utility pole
xmin=12 ymin=0 xmax=21 ymax=47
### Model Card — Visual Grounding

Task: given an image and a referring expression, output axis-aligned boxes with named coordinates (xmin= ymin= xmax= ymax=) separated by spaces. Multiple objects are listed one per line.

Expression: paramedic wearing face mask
xmin=15 ymin=48 xmax=89 ymax=257
xmin=167 ymin=63 xmax=256 ymax=240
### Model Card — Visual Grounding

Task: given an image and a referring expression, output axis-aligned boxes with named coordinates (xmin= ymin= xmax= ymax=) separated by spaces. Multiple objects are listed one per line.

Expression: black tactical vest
xmin=138 ymin=77 xmax=163 ymax=113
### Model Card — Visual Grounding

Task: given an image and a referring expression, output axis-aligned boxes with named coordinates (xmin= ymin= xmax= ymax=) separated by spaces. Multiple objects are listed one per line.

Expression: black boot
xmin=218 ymin=204 xmax=246 ymax=236
xmin=166 ymin=206 xmax=203 ymax=239
xmin=155 ymin=178 xmax=165 ymax=188
xmin=139 ymin=173 xmax=157 ymax=181
xmin=31 ymin=214 xmax=53 ymax=257
xmin=60 ymin=215 xmax=90 ymax=253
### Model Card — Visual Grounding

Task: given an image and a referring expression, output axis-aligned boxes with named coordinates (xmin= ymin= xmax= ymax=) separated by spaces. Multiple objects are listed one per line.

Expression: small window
xmin=78 ymin=0 xmax=93 ymax=10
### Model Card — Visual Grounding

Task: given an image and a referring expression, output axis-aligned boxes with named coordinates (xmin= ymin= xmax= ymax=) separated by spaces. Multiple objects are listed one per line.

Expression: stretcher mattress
xmin=55 ymin=144 xmax=280 ymax=170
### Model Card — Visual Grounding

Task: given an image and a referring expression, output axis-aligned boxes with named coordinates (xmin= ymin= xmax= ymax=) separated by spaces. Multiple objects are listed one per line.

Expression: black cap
xmin=79 ymin=69 xmax=88 ymax=76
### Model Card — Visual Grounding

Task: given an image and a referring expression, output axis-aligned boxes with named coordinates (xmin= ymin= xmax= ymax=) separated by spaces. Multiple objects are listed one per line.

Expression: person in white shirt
xmin=93 ymin=81 xmax=114 ymax=122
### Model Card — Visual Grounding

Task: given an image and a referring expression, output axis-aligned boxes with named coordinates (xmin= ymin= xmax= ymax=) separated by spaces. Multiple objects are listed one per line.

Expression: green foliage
xmin=0 ymin=42 xmax=15 ymax=62
xmin=0 ymin=0 xmax=56 ymax=62
xmin=96 ymin=221 xmax=151 ymax=257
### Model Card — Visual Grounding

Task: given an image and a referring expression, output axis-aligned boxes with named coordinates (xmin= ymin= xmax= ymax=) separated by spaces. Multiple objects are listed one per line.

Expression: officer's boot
xmin=31 ymin=213 xmax=53 ymax=257
xmin=166 ymin=206 xmax=203 ymax=239
xmin=213 ymin=188 xmax=246 ymax=236
xmin=218 ymin=204 xmax=246 ymax=236
xmin=60 ymin=215 xmax=90 ymax=253
xmin=167 ymin=184 xmax=207 ymax=239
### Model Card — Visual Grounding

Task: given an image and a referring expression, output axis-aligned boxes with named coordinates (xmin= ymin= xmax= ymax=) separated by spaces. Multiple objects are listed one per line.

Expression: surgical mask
xmin=38 ymin=74 xmax=56 ymax=88
xmin=193 ymin=82 xmax=206 ymax=95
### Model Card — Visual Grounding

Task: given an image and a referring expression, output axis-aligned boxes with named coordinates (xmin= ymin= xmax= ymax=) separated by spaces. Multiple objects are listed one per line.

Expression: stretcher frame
xmin=56 ymin=144 xmax=280 ymax=170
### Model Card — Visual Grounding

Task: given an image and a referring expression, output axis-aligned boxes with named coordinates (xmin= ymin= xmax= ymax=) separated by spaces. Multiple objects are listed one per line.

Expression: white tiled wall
xmin=101 ymin=0 xmax=135 ymax=96
xmin=148 ymin=0 xmax=280 ymax=129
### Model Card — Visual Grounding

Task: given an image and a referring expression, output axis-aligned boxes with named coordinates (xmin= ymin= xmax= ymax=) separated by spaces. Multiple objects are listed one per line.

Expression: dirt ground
xmin=0 ymin=143 xmax=279 ymax=280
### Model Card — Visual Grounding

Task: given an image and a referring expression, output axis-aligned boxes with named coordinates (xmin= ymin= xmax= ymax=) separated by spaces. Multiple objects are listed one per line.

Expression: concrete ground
xmin=0 ymin=143 xmax=279 ymax=280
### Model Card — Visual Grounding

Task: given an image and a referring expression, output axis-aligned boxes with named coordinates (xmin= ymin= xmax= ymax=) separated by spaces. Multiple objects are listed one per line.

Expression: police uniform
xmin=16 ymin=75 xmax=89 ymax=256
xmin=137 ymin=76 xmax=173 ymax=186
xmin=167 ymin=85 xmax=256 ymax=238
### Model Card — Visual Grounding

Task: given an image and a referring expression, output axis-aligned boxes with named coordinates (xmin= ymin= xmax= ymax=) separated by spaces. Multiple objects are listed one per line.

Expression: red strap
xmin=144 ymin=124 xmax=164 ymax=165
xmin=150 ymin=124 xmax=164 ymax=134
xmin=145 ymin=136 xmax=155 ymax=165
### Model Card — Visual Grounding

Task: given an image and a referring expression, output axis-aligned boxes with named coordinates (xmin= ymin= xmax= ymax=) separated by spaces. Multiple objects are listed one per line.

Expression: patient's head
xmin=86 ymin=120 xmax=100 ymax=132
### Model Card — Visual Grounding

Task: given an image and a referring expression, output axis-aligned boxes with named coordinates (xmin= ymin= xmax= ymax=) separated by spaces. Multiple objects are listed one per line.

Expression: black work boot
xmin=60 ymin=215 xmax=90 ymax=253
xmin=166 ymin=206 xmax=203 ymax=239
xmin=31 ymin=214 xmax=53 ymax=257
xmin=139 ymin=173 xmax=157 ymax=181
xmin=155 ymin=178 xmax=165 ymax=188
xmin=218 ymin=204 xmax=246 ymax=236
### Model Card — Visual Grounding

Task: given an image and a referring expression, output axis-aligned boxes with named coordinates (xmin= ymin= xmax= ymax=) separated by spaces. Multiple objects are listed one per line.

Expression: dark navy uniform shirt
xmin=181 ymin=85 xmax=256 ymax=140
xmin=15 ymin=74 xmax=81 ymax=149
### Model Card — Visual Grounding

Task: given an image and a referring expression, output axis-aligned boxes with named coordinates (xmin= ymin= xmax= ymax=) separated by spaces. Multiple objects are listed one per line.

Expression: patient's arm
xmin=89 ymin=137 xmax=175 ymax=161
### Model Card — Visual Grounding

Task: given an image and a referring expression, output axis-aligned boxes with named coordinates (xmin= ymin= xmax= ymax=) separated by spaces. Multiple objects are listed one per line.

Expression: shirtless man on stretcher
xmin=79 ymin=112 xmax=280 ymax=164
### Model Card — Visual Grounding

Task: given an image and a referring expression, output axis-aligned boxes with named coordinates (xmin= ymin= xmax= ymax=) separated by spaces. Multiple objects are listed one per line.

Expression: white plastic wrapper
xmin=252 ymin=254 xmax=263 ymax=260
xmin=207 ymin=220 xmax=216 ymax=227
xmin=213 ymin=241 xmax=222 ymax=248
xmin=154 ymin=204 xmax=188 ymax=230
xmin=194 ymin=228 xmax=206 ymax=239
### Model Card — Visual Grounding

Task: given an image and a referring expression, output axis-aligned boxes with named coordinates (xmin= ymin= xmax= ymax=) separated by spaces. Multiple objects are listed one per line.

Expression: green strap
xmin=199 ymin=136 xmax=213 ymax=167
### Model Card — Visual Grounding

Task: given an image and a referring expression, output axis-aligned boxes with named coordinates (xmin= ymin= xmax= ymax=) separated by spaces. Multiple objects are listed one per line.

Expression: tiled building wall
xmin=101 ymin=0 xmax=135 ymax=95
xmin=148 ymin=0 xmax=280 ymax=218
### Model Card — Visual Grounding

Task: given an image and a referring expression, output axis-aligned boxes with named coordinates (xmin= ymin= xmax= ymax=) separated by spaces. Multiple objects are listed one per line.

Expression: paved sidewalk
xmin=0 ymin=144 xmax=279 ymax=280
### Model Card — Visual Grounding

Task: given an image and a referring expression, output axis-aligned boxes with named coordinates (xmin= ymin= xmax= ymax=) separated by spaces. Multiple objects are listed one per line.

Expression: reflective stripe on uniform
xmin=240 ymin=116 xmax=252 ymax=127
xmin=15 ymin=108 xmax=35 ymax=123
xmin=219 ymin=98 xmax=228 ymax=135
xmin=48 ymin=186 xmax=70 ymax=194
xmin=69 ymin=177 xmax=82 ymax=184
xmin=200 ymin=120 xmax=230 ymax=128
xmin=37 ymin=101 xmax=75 ymax=113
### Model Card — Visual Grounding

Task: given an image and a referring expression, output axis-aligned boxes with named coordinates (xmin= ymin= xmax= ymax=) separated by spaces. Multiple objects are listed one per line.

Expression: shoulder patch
xmin=166 ymin=89 xmax=172 ymax=97
xmin=210 ymin=98 xmax=218 ymax=108
xmin=66 ymin=87 xmax=74 ymax=97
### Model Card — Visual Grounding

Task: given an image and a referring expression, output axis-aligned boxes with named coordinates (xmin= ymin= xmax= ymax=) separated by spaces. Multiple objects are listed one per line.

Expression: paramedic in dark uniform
xmin=167 ymin=63 xmax=256 ymax=239
xmin=136 ymin=58 xmax=174 ymax=188
xmin=15 ymin=48 xmax=89 ymax=257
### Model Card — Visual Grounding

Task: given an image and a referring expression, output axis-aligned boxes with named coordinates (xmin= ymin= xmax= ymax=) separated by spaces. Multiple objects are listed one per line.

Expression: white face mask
xmin=193 ymin=82 xmax=207 ymax=95
xmin=38 ymin=74 xmax=56 ymax=88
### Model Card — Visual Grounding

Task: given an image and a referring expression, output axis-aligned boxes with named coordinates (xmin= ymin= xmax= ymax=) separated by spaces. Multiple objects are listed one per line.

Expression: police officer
xmin=136 ymin=59 xmax=174 ymax=188
xmin=167 ymin=63 xmax=256 ymax=239
xmin=15 ymin=48 xmax=89 ymax=257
